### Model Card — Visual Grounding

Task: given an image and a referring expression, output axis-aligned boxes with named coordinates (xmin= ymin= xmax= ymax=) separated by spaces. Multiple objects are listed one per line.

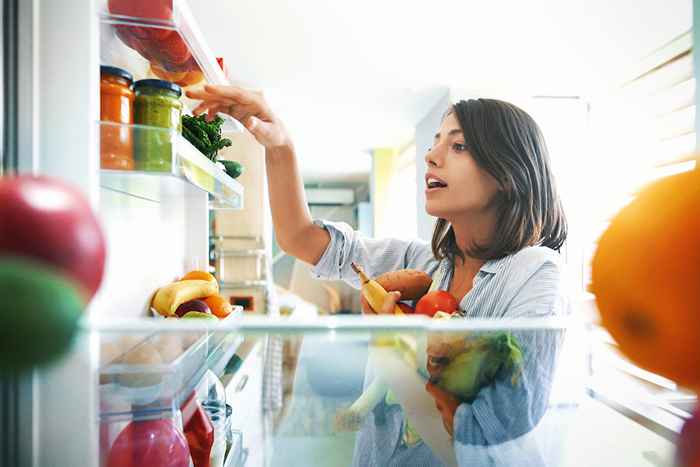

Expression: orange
xmin=591 ymin=168 xmax=700 ymax=390
xmin=204 ymin=295 xmax=233 ymax=319
xmin=180 ymin=270 xmax=215 ymax=282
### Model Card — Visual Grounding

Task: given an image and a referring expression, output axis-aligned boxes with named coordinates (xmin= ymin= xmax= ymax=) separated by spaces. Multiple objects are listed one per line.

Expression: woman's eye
xmin=452 ymin=143 xmax=466 ymax=152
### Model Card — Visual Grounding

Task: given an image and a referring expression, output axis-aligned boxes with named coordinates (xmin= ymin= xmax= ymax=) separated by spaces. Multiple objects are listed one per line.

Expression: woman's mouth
xmin=425 ymin=176 xmax=448 ymax=192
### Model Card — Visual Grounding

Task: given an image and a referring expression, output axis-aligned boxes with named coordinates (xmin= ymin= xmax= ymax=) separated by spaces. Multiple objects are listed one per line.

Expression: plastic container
xmin=133 ymin=79 xmax=183 ymax=171
xmin=100 ymin=65 xmax=135 ymax=170
xmin=182 ymin=391 xmax=214 ymax=467
xmin=197 ymin=369 xmax=226 ymax=409
xmin=214 ymin=249 xmax=265 ymax=282
xmin=204 ymin=404 xmax=227 ymax=467
xmin=224 ymin=404 xmax=233 ymax=456
xmin=99 ymin=331 xmax=221 ymax=411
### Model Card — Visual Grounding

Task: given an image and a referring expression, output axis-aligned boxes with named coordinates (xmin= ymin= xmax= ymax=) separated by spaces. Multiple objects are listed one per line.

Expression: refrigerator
xmin=0 ymin=2 xmax=694 ymax=467
xmin=0 ymin=1 xmax=271 ymax=465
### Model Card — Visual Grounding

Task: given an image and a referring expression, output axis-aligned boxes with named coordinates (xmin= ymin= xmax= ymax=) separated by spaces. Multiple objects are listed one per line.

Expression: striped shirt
xmin=310 ymin=219 xmax=569 ymax=467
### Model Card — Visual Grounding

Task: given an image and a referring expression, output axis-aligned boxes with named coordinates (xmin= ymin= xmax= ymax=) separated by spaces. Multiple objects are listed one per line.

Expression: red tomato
xmin=397 ymin=303 xmax=415 ymax=314
xmin=107 ymin=0 xmax=173 ymax=21
xmin=415 ymin=291 xmax=458 ymax=317
xmin=151 ymin=31 xmax=191 ymax=67
xmin=108 ymin=0 xmax=173 ymax=42
xmin=107 ymin=419 xmax=190 ymax=467
xmin=0 ymin=176 xmax=106 ymax=301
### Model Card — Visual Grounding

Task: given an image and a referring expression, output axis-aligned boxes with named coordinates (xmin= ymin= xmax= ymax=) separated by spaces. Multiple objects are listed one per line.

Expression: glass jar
xmin=100 ymin=65 xmax=134 ymax=170
xmin=133 ymin=79 xmax=183 ymax=171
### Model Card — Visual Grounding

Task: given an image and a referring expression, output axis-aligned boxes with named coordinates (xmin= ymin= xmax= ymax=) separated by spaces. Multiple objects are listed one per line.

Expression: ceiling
xmin=189 ymin=0 xmax=692 ymax=182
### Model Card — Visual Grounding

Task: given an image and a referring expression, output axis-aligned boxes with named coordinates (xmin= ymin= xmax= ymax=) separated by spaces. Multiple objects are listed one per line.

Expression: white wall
xmin=415 ymin=90 xmax=450 ymax=241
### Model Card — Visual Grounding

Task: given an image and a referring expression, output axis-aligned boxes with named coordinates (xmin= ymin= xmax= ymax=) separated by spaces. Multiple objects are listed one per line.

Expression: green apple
xmin=0 ymin=257 xmax=83 ymax=372
xmin=181 ymin=311 xmax=219 ymax=321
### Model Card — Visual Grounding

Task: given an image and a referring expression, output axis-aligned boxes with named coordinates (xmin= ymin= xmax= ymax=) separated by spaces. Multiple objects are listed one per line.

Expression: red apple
xmin=174 ymin=299 xmax=210 ymax=317
xmin=0 ymin=175 xmax=106 ymax=300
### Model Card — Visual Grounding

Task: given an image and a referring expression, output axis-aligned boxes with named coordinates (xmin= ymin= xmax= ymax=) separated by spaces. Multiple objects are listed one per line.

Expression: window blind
xmin=583 ymin=31 xmax=696 ymax=291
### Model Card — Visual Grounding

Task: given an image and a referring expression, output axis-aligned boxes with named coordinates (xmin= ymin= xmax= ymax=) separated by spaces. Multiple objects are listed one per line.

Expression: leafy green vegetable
xmin=182 ymin=125 xmax=209 ymax=156
xmin=181 ymin=114 xmax=232 ymax=161
xmin=436 ymin=332 xmax=523 ymax=402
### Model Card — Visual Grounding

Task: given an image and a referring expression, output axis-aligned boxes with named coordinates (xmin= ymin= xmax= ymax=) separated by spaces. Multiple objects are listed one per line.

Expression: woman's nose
xmin=425 ymin=144 xmax=442 ymax=167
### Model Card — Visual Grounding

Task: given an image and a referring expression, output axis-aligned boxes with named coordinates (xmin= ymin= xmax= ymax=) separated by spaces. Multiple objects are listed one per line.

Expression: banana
xmin=151 ymin=279 xmax=219 ymax=316
xmin=351 ymin=262 xmax=404 ymax=315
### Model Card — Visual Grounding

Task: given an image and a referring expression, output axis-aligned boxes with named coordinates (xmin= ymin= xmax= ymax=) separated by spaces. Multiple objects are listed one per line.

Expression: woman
xmin=188 ymin=86 xmax=569 ymax=466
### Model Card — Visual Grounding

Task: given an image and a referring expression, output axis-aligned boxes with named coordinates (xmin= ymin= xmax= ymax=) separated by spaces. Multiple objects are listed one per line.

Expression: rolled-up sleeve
xmin=310 ymin=219 xmax=437 ymax=289
xmin=453 ymin=261 xmax=565 ymax=449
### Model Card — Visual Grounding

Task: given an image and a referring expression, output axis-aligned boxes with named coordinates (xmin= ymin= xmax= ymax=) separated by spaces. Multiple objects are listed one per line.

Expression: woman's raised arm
xmin=186 ymin=85 xmax=330 ymax=265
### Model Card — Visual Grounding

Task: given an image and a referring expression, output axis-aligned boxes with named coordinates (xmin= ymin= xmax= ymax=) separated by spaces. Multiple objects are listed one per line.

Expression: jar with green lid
xmin=133 ymin=79 xmax=183 ymax=172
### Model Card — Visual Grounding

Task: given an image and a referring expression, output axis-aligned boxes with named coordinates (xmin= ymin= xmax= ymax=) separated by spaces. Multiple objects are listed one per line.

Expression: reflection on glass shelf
xmin=89 ymin=315 xmax=580 ymax=467
xmin=99 ymin=121 xmax=244 ymax=209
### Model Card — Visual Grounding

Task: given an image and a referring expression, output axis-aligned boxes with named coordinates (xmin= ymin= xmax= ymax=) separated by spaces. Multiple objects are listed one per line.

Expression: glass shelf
xmin=99 ymin=121 xmax=244 ymax=208
xmin=39 ymin=315 xmax=684 ymax=466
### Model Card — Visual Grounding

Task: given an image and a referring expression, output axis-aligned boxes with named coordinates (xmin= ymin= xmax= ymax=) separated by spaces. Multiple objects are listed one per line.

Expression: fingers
xmin=359 ymin=290 xmax=401 ymax=314
xmin=192 ymin=100 xmax=222 ymax=116
xmin=185 ymin=85 xmax=254 ymax=105
xmin=187 ymin=85 xmax=270 ymax=123
xmin=379 ymin=291 xmax=401 ymax=314
xmin=360 ymin=295 xmax=374 ymax=315
xmin=203 ymin=84 xmax=256 ymax=104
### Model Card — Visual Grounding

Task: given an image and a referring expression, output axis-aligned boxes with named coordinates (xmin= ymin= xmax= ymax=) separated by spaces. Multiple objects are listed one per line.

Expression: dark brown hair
xmin=431 ymin=98 xmax=567 ymax=262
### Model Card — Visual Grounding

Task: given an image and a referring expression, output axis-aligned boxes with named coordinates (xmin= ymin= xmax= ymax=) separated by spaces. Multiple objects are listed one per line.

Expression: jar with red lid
xmin=100 ymin=65 xmax=135 ymax=170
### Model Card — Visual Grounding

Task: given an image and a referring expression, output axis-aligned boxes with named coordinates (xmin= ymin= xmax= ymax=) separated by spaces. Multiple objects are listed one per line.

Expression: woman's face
xmin=424 ymin=112 xmax=501 ymax=220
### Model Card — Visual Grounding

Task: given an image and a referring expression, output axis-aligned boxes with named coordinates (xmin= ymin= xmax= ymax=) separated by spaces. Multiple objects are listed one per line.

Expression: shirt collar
xmin=479 ymin=255 xmax=510 ymax=275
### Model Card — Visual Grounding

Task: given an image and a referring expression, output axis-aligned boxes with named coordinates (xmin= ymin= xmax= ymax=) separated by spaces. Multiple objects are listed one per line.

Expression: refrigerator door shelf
xmin=98 ymin=0 xmax=244 ymax=132
xmin=99 ymin=121 xmax=244 ymax=209
xmin=99 ymin=310 xmax=244 ymax=417
xmin=99 ymin=0 xmax=223 ymax=84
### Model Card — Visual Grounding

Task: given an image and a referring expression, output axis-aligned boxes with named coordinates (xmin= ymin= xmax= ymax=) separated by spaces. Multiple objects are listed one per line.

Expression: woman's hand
xmin=187 ymin=86 xmax=331 ymax=265
xmin=359 ymin=271 xmax=405 ymax=314
xmin=185 ymin=85 xmax=291 ymax=149
xmin=361 ymin=290 xmax=402 ymax=315
xmin=359 ymin=270 xmax=432 ymax=314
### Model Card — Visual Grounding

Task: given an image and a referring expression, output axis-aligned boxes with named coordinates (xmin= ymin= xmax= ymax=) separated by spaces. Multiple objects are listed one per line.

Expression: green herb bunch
xmin=182 ymin=114 xmax=232 ymax=161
